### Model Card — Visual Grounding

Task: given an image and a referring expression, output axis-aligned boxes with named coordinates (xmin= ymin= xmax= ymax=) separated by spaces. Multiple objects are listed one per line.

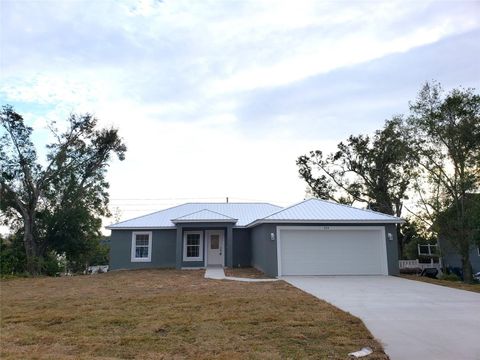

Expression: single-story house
xmin=106 ymin=199 xmax=403 ymax=277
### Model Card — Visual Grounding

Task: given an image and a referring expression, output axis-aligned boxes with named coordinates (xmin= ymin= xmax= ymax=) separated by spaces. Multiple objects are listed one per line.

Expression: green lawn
xmin=1 ymin=269 xmax=387 ymax=359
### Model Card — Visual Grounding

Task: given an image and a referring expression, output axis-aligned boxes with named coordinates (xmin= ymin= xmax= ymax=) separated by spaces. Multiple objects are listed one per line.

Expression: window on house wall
xmin=183 ymin=231 xmax=203 ymax=261
xmin=131 ymin=232 xmax=152 ymax=262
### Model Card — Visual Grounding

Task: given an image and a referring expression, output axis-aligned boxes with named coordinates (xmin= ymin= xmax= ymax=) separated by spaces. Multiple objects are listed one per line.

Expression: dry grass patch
xmin=224 ymin=267 xmax=271 ymax=279
xmin=400 ymin=275 xmax=480 ymax=293
xmin=1 ymin=269 xmax=387 ymax=359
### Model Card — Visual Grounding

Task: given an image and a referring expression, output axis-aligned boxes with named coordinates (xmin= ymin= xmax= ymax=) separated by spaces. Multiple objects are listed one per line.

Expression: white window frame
xmin=131 ymin=231 xmax=152 ymax=262
xmin=418 ymin=243 xmax=438 ymax=256
xmin=183 ymin=231 xmax=203 ymax=262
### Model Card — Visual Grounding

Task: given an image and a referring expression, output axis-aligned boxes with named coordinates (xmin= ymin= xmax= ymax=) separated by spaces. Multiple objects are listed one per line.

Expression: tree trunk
xmin=462 ymin=252 xmax=473 ymax=283
xmin=23 ymin=213 xmax=40 ymax=275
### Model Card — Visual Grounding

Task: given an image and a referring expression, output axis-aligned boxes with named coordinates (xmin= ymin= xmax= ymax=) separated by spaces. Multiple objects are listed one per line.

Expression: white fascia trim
xmin=131 ymin=231 xmax=152 ymax=262
xmin=247 ymin=219 xmax=404 ymax=227
xmin=172 ymin=219 xmax=237 ymax=224
xmin=183 ymin=231 xmax=204 ymax=262
xmin=109 ymin=225 xmax=247 ymax=230
xmin=276 ymin=225 xmax=389 ymax=277
xmin=107 ymin=226 xmax=175 ymax=230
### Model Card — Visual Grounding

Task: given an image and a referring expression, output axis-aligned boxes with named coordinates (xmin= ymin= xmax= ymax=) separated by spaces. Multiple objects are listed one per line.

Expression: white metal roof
xmin=249 ymin=198 xmax=403 ymax=225
xmin=106 ymin=199 xmax=403 ymax=230
xmin=106 ymin=202 xmax=282 ymax=229
xmin=172 ymin=209 xmax=238 ymax=223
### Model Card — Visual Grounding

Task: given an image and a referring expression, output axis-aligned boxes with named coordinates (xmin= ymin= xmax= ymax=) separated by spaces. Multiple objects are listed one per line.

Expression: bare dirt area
xmin=1 ymin=269 xmax=387 ymax=359
xmin=224 ymin=266 xmax=272 ymax=279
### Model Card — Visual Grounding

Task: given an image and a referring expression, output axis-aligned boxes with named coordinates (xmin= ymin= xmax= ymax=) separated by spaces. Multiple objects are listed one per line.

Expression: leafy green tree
xmin=435 ymin=195 xmax=480 ymax=279
xmin=297 ymin=118 xmax=418 ymax=255
xmin=0 ymin=106 xmax=126 ymax=274
xmin=40 ymin=204 xmax=106 ymax=273
xmin=0 ymin=232 xmax=27 ymax=275
xmin=408 ymin=82 xmax=480 ymax=282
xmin=401 ymin=219 xmax=437 ymax=260
xmin=297 ymin=117 xmax=416 ymax=216
xmin=89 ymin=237 xmax=109 ymax=267
xmin=297 ymin=118 xmax=417 ymax=217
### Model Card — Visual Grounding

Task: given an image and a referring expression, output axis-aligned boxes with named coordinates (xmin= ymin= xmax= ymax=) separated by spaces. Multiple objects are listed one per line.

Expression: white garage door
xmin=279 ymin=227 xmax=388 ymax=276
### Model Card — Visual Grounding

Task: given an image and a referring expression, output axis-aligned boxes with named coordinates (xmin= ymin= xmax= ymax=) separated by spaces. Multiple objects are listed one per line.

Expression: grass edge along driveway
xmin=1 ymin=269 xmax=387 ymax=359
xmin=400 ymin=274 xmax=480 ymax=293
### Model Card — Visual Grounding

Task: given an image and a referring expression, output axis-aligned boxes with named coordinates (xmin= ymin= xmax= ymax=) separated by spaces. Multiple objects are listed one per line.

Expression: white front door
xmin=206 ymin=230 xmax=224 ymax=266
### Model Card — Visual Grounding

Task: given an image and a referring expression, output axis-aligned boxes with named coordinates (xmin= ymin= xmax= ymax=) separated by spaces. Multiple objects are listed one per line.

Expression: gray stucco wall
xmin=109 ymin=229 xmax=176 ymax=270
xmin=110 ymin=222 xmax=400 ymax=275
xmin=232 ymin=228 xmax=251 ymax=267
xmin=251 ymin=224 xmax=278 ymax=277
xmin=385 ymin=223 xmax=399 ymax=275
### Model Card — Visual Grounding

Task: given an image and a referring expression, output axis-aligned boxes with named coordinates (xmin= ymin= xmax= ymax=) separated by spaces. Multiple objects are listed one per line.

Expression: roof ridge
xmin=260 ymin=198 xmax=401 ymax=221
xmin=182 ymin=202 xmax=282 ymax=206
xmin=172 ymin=208 xmax=237 ymax=220
xmin=107 ymin=202 xmax=282 ymax=227
xmin=106 ymin=202 xmax=187 ymax=227
xmin=309 ymin=198 xmax=401 ymax=219
xmin=106 ymin=202 xmax=290 ymax=229
xmin=261 ymin=198 xmax=311 ymax=220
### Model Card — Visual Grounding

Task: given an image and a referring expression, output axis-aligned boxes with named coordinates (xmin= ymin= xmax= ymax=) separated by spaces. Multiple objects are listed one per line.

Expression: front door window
xmin=210 ymin=235 xmax=219 ymax=250
xmin=207 ymin=231 xmax=223 ymax=266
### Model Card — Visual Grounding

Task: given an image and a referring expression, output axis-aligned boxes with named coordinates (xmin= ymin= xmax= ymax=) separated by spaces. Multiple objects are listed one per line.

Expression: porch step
xmin=204 ymin=266 xmax=226 ymax=280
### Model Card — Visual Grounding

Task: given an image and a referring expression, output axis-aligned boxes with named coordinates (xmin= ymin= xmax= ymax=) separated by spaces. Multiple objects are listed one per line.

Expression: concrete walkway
xmin=283 ymin=275 xmax=480 ymax=360
xmin=204 ymin=267 xmax=279 ymax=282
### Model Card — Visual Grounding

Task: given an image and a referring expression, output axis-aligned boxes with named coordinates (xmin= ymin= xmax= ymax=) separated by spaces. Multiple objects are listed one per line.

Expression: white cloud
xmin=209 ymin=2 xmax=479 ymax=93
xmin=1 ymin=0 xmax=479 ymax=226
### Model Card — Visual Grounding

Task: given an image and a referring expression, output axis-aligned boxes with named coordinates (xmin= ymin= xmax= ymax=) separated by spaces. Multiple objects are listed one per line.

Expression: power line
xmin=109 ymin=197 xmax=282 ymax=203
xmin=110 ymin=203 xmax=180 ymax=206
xmin=110 ymin=197 xmax=226 ymax=201
xmin=116 ymin=209 xmax=165 ymax=212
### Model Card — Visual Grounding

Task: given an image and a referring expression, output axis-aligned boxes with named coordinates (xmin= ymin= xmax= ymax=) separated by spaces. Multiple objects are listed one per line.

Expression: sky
xmin=1 ymin=0 xmax=479 ymax=227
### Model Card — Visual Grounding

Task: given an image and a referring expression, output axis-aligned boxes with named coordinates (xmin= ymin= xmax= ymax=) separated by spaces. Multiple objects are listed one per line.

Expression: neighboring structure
xmin=438 ymin=237 xmax=480 ymax=274
xmin=106 ymin=199 xmax=404 ymax=277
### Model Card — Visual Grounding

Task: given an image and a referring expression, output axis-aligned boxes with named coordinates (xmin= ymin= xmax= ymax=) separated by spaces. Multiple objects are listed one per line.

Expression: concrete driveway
xmin=283 ymin=276 xmax=480 ymax=360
